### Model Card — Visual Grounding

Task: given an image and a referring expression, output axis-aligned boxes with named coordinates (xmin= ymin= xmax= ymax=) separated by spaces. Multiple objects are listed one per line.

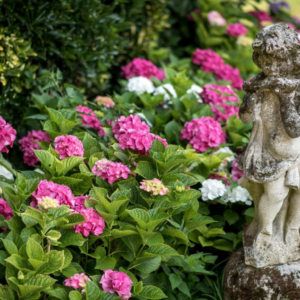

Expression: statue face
xmin=252 ymin=24 xmax=294 ymax=77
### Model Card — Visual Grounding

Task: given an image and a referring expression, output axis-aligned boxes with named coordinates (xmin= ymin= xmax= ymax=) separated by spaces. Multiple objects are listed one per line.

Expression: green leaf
xmin=130 ymin=256 xmax=161 ymax=273
xmin=137 ymin=285 xmax=167 ymax=299
xmin=36 ymin=250 xmax=65 ymax=274
xmin=26 ymin=238 xmax=43 ymax=260
xmin=56 ymin=156 xmax=84 ymax=176
xmin=58 ymin=230 xmax=86 ymax=247
xmin=5 ymin=254 xmax=33 ymax=272
xmin=213 ymin=239 xmax=233 ymax=251
xmin=134 ymin=282 xmax=143 ymax=294
xmin=151 ymin=139 xmax=166 ymax=153
xmin=1 ymin=239 xmax=18 ymax=256
xmin=177 ymin=282 xmax=191 ymax=298
xmin=33 ymin=150 xmax=57 ymax=175
xmin=95 ymin=256 xmax=116 ymax=270
xmin=46 ymin=107 xmax=64 ymax=125
xmin=161 ymin=228 xmax=189 ymax=245
xmin=69 ymin=290 xmax=82 ymax=300
xmin=164 ymin=120 xmax=183 ymax=143
xmin=85 ymin=280 xmax=101 ymax=300
xmin=169 ymin=274 xmax=182 ymax=290
xmin=135 ymin=162 xmax=157 ymax=179
xmin=198 ymin=236 xmax=214 ymax=247
xmin=0 ymin=284 xmax=15 ymax=300
xmin=45 ymin=230 xmax=61 ymax=241
xmin=46 ymin=288 xmax=69 ymax=300
xmin=127 ymin=209 xmax=149 ymax=230
xmin=224 ymin=210 xmax=239 ymax=225
xmin=145 ymin=244 xmax=179 ymax=260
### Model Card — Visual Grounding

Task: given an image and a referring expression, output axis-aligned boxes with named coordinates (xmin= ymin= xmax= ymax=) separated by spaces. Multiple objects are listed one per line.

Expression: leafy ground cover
xmin=0 ymin=0 xmax=299 ymax=299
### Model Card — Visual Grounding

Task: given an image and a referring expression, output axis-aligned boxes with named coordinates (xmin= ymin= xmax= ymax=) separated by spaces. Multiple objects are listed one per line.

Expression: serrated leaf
xmin=58 ymin=230 xmax=86 ymax=247
xmin=135 ymin=162 xmax=157 ymax=179
xmin=130 ymin=256 xmax=161 ymax=273
xmin=137 ymin=285 xmax=167 ymax=299
xmin=169 ymin=274 xmax=182 ymax=290
xmin=36 ymin=250 xmax=64 ymax=274
xmin=1 ymin=239 xmax=18 ymax=256
xmin=85 ymin=280 xmax=101 ymax=300
xmin=26 ymin=238 xmax=43 ymax=260
xmin=95 ymin=256 xmax=116 ymax=270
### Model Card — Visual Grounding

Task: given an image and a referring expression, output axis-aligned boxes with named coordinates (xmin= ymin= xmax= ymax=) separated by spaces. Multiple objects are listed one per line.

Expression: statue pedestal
xmin=223 ymin=249 xmax=300 ymax=300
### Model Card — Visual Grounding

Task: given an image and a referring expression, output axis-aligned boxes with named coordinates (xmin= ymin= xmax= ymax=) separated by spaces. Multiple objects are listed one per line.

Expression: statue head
xmin=252 ymin=23 xmax=300 ymax=77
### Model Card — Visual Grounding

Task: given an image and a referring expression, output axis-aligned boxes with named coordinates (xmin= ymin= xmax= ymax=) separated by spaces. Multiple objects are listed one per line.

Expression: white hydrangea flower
xmin=213 ymin=147 xmax=235 ymax=172
xmin=0 ymin=165 xmax=14 ymax=180
xmin=200 ymin=179 xmax=227 ymax=201
xmin=186 ymin=84 xmax=203 ymax=102
xmin=126 ymin=76 xmax=155 ymax=95
xmin=222 ymin=186 xmax=253 ymax=205
xmin=154 ymin=83 xmax=177 ymax=101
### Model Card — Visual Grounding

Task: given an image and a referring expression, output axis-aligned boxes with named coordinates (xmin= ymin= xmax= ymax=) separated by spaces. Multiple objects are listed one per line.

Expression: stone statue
xmin=238 ymin=23 xmax=300 ymax=268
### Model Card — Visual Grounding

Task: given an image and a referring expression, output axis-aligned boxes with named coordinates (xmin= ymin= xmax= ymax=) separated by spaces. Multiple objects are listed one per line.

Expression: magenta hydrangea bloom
xmin=0 ymin=116 xmax=16 ymax=154
xmin=214 ymin=64 xmax=243 ymax=90
xmin=19 ymin=130 xmax=52 ymax=166
xmin=92 ymin=159 xmax=132 ymax=184
xmin=0 ymin=198 xmax=13 ymax=220
xmin=112 ymin=115 xmax=168 ymax=155
xmin=74 ymin=195 xmax=93 ymax=208
xmin=231 ymin=159 xmax=244 ymax=181
xmin=248 ymin=11 xmax=272 ymax=22
xmin=65 ymin=273 xmax=91 ymax=290
xmin=100 ymin=269 xmax=133 ymax=300
xmin=192 ymin=49 xmax=224 ymax=73
xmin=54 ymin=135 xmax=84 ymax=159
xmin=201 ymin=84 xmax=239 ymax=122
xmin=72 ymin=207 xmax=105 ymax=237
xmin=121 ymin=58 xmax=161 ymax=80
xmin=226 ymin=23 xmax=248 ymax=37
xmin=140 ymin=178 xmax=169 ymax=195
xmin=77 ymin=105 xmax=105 ymax=136
xmin=181 ymin=117 xmax=226 ymax=152
xmin=31 ymin=179 xmax=75 ymax=208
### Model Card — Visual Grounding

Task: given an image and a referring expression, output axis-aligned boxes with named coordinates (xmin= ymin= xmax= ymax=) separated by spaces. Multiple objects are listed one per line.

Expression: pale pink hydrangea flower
xmin=94 ymin=96 xmax=115 ymax=108
xmin=31 ymin=180 xmax=75 ymax=208
xmin=0 ymin=198 xmax=13 ymax=231
xmin=207 ymin=11 xmax=226 ymax=26
xmin=181 ymin=117 xmax=226 ymax=152
xmin=214 ymin=64 xmax=243 ymax=90
xmin=77 ymin=105 xmax=105 ymax=136
xmin=92 ymin=159 xmax=132 ymax=184
xmin=65 ymin=273 xmax=91 ymax=290
xmin=100 ymin=269 xmax=133 ymax=300
xmin=121 ymin=58 xmax=163 ymax=80
xmin=231 ymin=159 xmax=244 ymax=181
xmin=37 ymin=197 xmax=60 ymax=210
xmin=112 ymin=115 xmax=168 ymax=155
xmin=0 ymin=116 xmax=16 ymax=154
xmin=140 ymin=178 xmax=169 ymax=196
xmin=72 ymin=207 xmax=105 ymax=237
xmin=19 ymin=130 xmax=52 ymax=166
xmin=226 ymin=23 xmax=248 ymax=37
xmin=192 ymin=49 xmax=224 ymax=73
xmin=201 ymin=84 xmax=239 ymax=122
xmin=54 ymin=135 xmax=84 ymax=159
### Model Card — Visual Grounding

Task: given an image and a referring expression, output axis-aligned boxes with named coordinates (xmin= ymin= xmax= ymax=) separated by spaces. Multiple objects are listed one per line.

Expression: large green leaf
xmin=137 ymin=285 xmax=167 ymax=299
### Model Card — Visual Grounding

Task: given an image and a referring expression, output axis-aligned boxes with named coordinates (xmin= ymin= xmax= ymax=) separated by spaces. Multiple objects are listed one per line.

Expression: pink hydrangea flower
xmin=226 ymin=23 xmax=248 ymax=37
xmin=140 ymin=178 xmax=169 ymax=195
xmin=157 ymin=69 xmax=166 ymax=81
xmin=214 ymin=64 xmax=243 ymax=90
xmin=112 ymin=115 xmax=168 ymax=155
xmin=248 ymin=11 xmax=272 ymax=22
xmin=54 ymin=135 xmax=84 ymax=159
xmin=31 ymin=180 xmax=75 ymax=208
xmin=72 ymin=207 xmax=105 ymax=236
xmin=100 ymin=269 xmax=133 ymax=300
xmin=121 ymin=58 xmax=161 ymax=80
xmin=19 ymin=130 xmax=51 ymax=166
xmin=74 ymin=195 xmax=93 ymax=208
xmin=65 ymin=273 xmax=91 ymax=290
xmin=181 ymin=117 xmax=226 ymax=152
xmin=94 ymin=96 xmax=115 ymax=108
xmin=192 ymin=49 xmax=224 ymax=73
xmin=92 ymin=159 xmax=132 ymax=184
xmin=207 ymin=11 xmax=226 ymax=26
xmin=0 ymin=116 xmax=16 ymax=154
xmin=231 ymin=159 xmax=244 ymax=181
xmin=0 ymin=198 xmax=13 ymax=220
xmin=201 ymin=84 xmax=239 ymax=122
xmin=77 ymin=105 xmax=105 ymax=136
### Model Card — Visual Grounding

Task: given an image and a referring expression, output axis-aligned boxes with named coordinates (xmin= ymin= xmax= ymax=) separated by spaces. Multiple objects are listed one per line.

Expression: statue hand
xmin=240 ymin=93 xmax=257 ymax=114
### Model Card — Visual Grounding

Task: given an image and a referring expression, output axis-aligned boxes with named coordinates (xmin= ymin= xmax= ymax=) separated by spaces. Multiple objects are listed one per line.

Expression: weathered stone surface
xmin=238 ymin=23 xmax=300 ymax=268
xmin=223 ymin=249 xmax=300 ymax=300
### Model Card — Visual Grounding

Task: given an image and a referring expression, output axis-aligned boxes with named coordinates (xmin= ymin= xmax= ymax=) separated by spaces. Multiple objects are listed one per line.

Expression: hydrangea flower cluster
xmin=72 ymin=207 xmax=105 ymax=237
xmin=248 ymin=11 xmax=272 ymax=23
xmin=231 ymin=159 xmax=244 ymax=181
xmin=181 ymin=117 xmax=225 ymax=152
xmin=222 ymin=186 xmax=252 ymax=206
xmin=74 ymin=195 xmax=93 ymax=208
xmin=94 ymin=96 xmax=115 ymax=108
xmin=112 ymin=115 xmax=168 ymax=155
xmin=154 ymin=83 xmax=177 ymax=101
xmin=207 ymin=10 xmax=226 ymax=26
xmin=19 ymin=130 xmax=52 ymax=166
xmin=0 ymin=116 xmax=16 ymax=154
xmin=126 ymin=76 xmax=155 ymax=95
xmin=54 ymin=135 xmax=84 ymax=159
xmin=140 ymin=178 xmax=169 ymax=196
xmin=226 ymin=23 xmax=248 ymax=37
xmin=121 ymin=58 xmax=165 ymax=80
xmin=92 ymin=158 xmax=132 ymax=184
xmin=192 ymin=49 xmax=243 ymax=90
xmin=0 ymin=198 xmax=13 ymax=220
xmin=37 ymin=197 xmax=60 ymax=210
xmin=200 ymin=179 xmax=227 ymax=201
xmin=100 ymin=269 xmax=133 ymax=300
xmin=77 ymin=105 xmax=105 ymax=136
xmin=186 ymin=84 xmax=203 ymax=101
xmin=201 ymin=84 xmax=239 ymax=121
xmin=65 ymin=273 xmax=91 ymax=290
xmin=31 ymin=179 xmax=75 ymax=208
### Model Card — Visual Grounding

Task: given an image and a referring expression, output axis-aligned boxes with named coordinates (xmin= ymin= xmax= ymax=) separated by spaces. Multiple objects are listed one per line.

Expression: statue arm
xmin=239 ymin=93 xmax=257 ymax=123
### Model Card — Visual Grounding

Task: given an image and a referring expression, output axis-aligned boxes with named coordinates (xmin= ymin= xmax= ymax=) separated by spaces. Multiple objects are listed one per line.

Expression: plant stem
xmin=47 ymin=238 xmax=51 ymax=252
